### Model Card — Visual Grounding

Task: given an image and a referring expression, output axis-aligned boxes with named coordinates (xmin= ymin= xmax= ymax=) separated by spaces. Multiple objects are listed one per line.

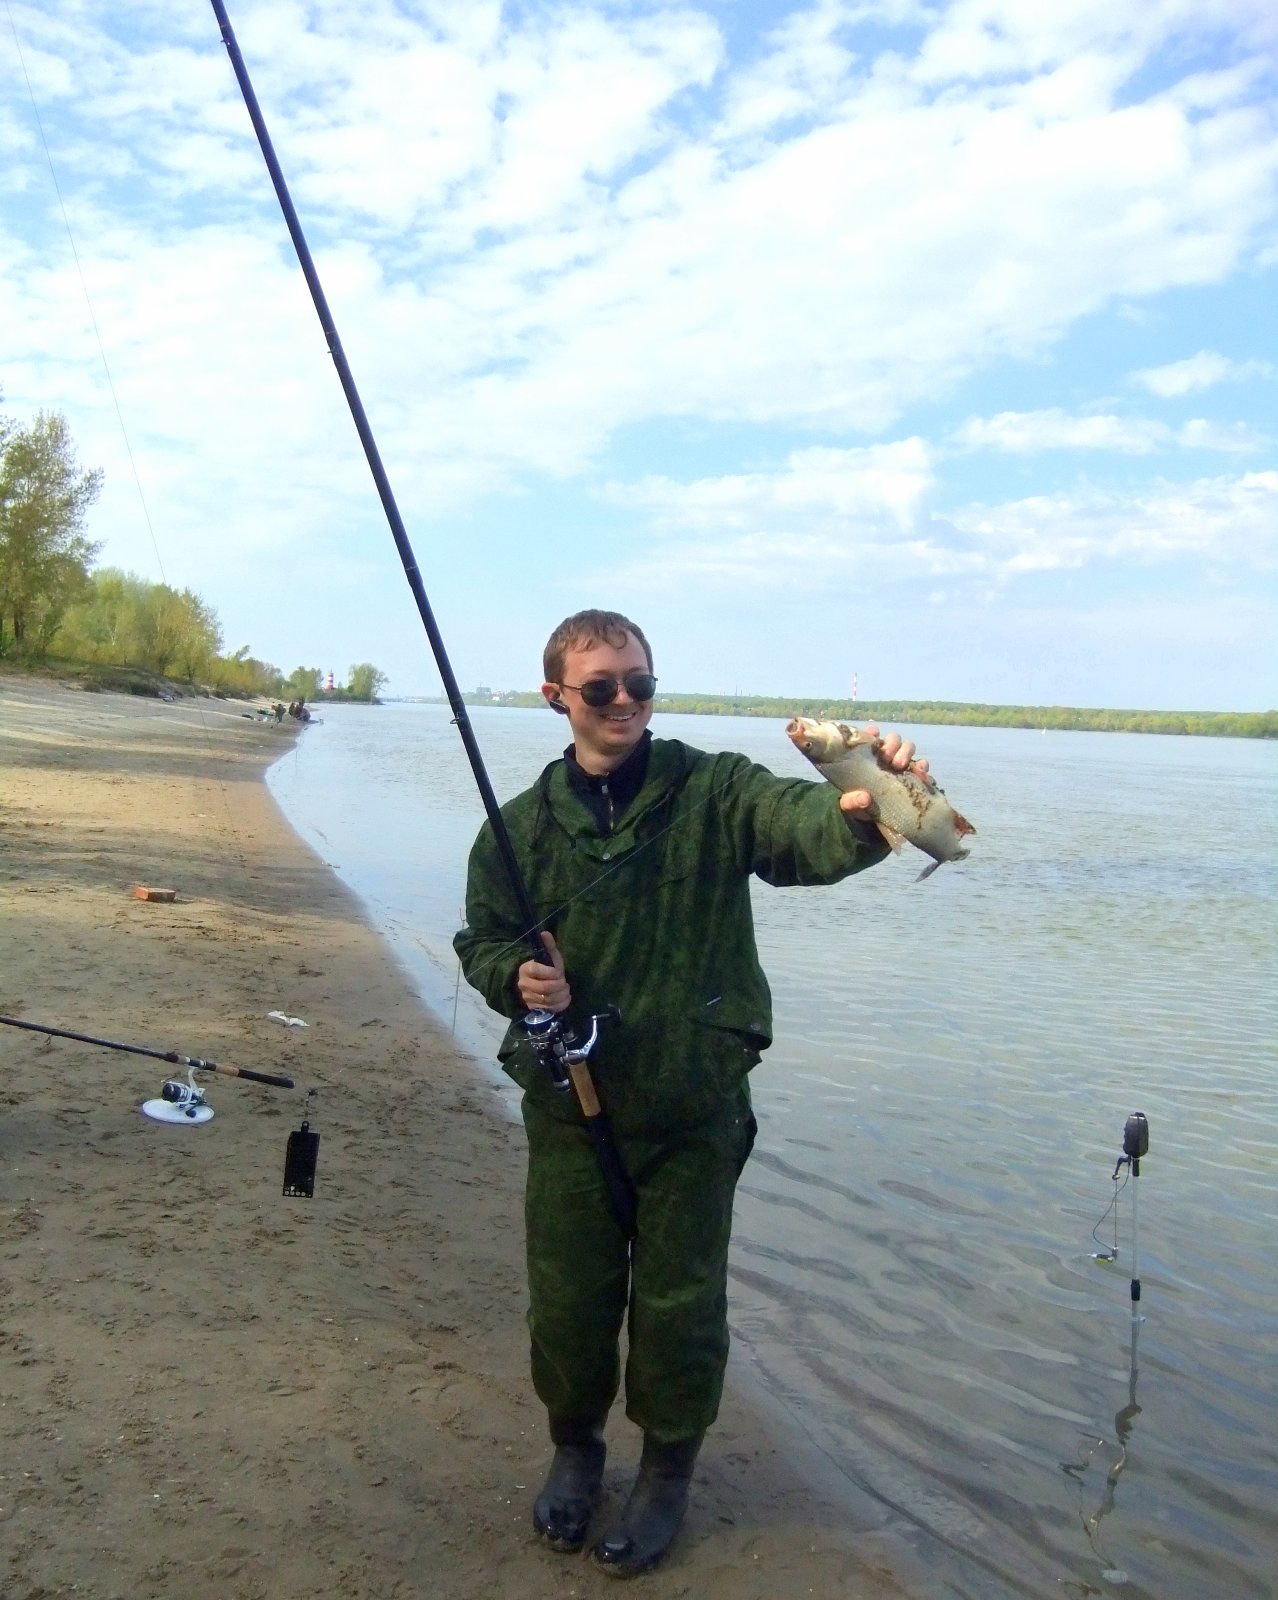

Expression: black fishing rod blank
xmin=209 ymin=0 xmax=636 ymax=1237
xmin=0 ymin=1013 xmax=294 ymax=1088
xmin=206 ymin=0 xmax=532 ymax=946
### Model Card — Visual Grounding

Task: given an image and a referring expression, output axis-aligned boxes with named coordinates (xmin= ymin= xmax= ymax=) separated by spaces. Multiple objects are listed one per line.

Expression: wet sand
xmin=0 ymin=675 xmax=909 ymax=1600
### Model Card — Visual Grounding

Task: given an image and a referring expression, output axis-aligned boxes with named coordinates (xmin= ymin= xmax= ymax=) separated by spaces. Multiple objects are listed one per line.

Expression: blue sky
xmin=3 ymin=0 xmax=1276 ymax=710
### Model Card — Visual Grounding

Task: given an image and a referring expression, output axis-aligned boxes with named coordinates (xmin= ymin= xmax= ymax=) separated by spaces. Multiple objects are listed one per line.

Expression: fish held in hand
xmin=786 ymin=718 xmax=975 ymax=881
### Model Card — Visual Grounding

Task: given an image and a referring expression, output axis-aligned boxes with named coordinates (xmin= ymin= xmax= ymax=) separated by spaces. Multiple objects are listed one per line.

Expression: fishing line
xmin=342 ymin=758 xmax=752 ymax=1037
xmin=210 ymin=0 xmax=641 ymax=1235
xmin=1087 ymin=1113 xmax=1150 ymax=1301
xmin=1061 ymin=1112 xmax=1149 ymax=1587
xmin=6 ymin=6 xmax=314 ymax=1166
xmin=0 ymin=1014 xmax=294 ymax=1088
xmin=452 ymin=755 xmax=754 ymax=991
xmin=4 ymin=2 xmax=167 ymax=582
xmin=451 ymin=950 xmax=464 ymax=1038
xmin=1089 ymin=1166 xmax=1129 ymax=1263
xmin=330 ymin=732 xmax=854 ymax=1012
xmin=902 ymin=968 xmax=1155 ymax=1292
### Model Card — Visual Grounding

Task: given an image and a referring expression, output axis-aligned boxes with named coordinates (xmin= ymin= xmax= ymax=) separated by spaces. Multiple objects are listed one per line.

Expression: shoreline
xmin=1 ymin=675 xmax=909 ymax=1599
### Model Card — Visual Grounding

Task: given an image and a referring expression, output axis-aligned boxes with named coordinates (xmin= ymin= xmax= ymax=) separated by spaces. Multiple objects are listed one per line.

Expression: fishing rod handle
xmin=208 ymin=1063 xmax=296 ymax=1089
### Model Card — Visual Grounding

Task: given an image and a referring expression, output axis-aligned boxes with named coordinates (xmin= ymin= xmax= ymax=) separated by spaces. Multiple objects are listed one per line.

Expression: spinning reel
xmin=141 ymin=1066 xmax=214 ymax=1124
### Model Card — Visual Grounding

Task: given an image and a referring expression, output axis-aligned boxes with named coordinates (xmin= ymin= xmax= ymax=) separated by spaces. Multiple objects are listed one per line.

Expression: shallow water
xmin=268 ymin=705 xmax=1278 ymax=1599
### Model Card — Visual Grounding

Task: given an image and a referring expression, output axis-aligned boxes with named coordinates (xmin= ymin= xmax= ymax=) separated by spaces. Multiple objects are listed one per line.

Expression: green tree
xmin=0 ymin=409 xmax=103 ymax=656
xmin=53 ymin=568 xmax=223 ymax=682
xmin=212 ymin=645 xmax=285 ymax=698
xmin=283 ymin=666 xmax=323 ymax=702
xmin=345 ymin=662 xmax=388 ymax=702
xmin=132 ymin=583 xmax=222 ymax=678
xmin=54 ymin=568 xmax=142 ymax=662
xmin=169 ymin=590 xmax=222 ymax=681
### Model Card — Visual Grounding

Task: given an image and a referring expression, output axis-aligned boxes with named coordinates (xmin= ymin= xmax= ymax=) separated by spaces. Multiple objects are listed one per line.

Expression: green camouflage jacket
xmin=453 ymin=736 xmax=887 ymax=1135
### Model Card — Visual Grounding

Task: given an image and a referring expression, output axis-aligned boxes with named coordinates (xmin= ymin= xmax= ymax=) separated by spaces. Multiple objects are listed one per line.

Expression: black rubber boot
xmin=594 ymin=1432 xmax=703 ymax=1578
xmin=532 ymin=1418 xmax=607 ymax=1553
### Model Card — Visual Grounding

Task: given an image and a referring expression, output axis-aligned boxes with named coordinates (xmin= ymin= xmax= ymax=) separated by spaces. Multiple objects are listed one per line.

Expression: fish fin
xmin=876 ymin=822 xmax=905 ymax=853
xmin=915 ymin=847 xmax=969 ymax=882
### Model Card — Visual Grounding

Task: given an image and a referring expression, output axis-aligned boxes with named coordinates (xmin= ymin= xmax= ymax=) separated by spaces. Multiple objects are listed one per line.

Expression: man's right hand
xmin=517 ymin=929 xmax=571 ymax=1013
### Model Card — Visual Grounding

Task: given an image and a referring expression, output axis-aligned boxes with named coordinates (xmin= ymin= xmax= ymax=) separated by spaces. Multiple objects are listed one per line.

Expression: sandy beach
xmin=0 ymin=675 xmax=909 ymax=1600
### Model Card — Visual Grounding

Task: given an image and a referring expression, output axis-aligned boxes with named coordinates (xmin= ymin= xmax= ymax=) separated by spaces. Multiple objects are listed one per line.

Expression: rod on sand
xmin=0 ymin=1014 xmax=294 ymax=1088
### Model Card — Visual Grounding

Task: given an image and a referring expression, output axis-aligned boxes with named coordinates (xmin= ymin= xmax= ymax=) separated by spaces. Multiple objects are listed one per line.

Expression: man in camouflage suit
xmin=454 ymin=609 xmax=925 ymax=1576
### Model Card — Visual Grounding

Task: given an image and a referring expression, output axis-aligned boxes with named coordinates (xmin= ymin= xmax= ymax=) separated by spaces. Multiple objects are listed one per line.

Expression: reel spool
xmin=141 ymin=1069 xmax=214 ymax=1125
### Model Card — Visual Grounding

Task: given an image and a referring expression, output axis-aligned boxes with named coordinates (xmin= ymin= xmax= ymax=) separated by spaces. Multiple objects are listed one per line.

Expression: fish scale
xmin=785 ymin=718 xmax=976 ymax=881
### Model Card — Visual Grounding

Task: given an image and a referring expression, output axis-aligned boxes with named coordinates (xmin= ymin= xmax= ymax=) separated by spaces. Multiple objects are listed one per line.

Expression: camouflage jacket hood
xmin=454 ymin=736 xmax=886 ymax=1134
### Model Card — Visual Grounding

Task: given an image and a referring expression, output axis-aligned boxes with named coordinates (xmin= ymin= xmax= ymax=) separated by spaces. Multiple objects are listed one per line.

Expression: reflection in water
xmin=1062 ymin=1119 xmax=1149 ymax=1593
xmin=1062 ymin=1316 xmax=1142 ymax=1595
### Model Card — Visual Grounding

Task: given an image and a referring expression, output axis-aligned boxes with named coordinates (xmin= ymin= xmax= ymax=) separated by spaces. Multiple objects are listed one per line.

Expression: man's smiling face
xmin=543 ymin=631 xmax=654 ymax=774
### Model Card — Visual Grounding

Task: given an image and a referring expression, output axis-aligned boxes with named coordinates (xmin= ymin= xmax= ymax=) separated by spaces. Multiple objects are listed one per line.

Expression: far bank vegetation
xmin=465 ymin=692 xmax=1274 ymax=741
xmin=0 ymin=397 xmax=386 ymax=704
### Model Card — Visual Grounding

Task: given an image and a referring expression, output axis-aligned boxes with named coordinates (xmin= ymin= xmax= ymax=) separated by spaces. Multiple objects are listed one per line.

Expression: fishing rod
xmin=0 ymin=1013 xmax=294 ymax=1087
xmin=209 ymin=0 xmax=636 ymax=1237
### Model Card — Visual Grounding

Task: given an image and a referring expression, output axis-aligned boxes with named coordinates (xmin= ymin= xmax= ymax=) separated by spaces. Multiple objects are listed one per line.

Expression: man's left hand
xmin=838 ymin=724 xmax=929 ymax=816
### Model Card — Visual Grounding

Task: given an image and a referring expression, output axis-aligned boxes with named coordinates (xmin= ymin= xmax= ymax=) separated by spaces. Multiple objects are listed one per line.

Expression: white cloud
xmin=604 ymin=438 xmax=935 ymax=530
xmin=950 ymin=470 xmax=1278 ymax=576
xmin=598 ymin=451 xmax=1277 ymax=593
xmin=719 ymin=0 xmax=863 ymax=138
xmin=2 ymin=3 xmax=1276 ymax=705
xmin=4 ymin=0 xmax=1276 ymax=470
xmin=952 ymin=409 xmax=1171 ymax=453
xmin=1131 ymin=350 xmax=1273 ymax=397
xmin=950 ymin=408 xmax=1267 ymax=454
xmin=1177 ymin=418 xmax=1267 ymax=453
xmin=912 ymin=0 xmax=1278 ymax=87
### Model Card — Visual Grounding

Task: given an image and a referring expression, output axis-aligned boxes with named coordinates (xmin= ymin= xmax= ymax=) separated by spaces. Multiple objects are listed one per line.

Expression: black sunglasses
xmin=560 ymin=670 xmax=657 ymax=708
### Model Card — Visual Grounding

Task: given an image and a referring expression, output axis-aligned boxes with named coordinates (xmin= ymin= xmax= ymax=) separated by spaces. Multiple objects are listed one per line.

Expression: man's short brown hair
xmin=543 ymin=609 xmax=653 ymax=684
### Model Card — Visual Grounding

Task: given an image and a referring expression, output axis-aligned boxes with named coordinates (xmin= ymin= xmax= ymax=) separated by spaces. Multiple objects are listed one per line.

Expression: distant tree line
xmin=462 ymin=690 xmax=1275 ymax=740
xmin=0 ymin=396 xmax=387 ymax=703
xmin=649 ymin=694 xmax=1276 ymax=739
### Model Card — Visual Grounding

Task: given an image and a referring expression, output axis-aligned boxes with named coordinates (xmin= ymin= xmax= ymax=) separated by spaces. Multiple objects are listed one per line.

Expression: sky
xmin=2 ymin=0 xmax=1276 ymax=710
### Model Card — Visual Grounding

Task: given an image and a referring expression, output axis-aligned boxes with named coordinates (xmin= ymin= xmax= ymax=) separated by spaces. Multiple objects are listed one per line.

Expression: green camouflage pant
xmin=522 ymin=1091 xmax=756 ymax=1444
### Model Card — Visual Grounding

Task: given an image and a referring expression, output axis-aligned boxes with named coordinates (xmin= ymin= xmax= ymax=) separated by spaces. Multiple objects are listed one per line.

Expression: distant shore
xmin=408 ymin=690 xmax=1276 ymax=738
xmin=0 ymin=674 xmax=912 ymax=1600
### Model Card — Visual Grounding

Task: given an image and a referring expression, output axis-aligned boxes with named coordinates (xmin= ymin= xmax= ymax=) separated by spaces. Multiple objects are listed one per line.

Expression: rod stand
xmin=1122 ymin=1112 xmax=1148 ymax=1318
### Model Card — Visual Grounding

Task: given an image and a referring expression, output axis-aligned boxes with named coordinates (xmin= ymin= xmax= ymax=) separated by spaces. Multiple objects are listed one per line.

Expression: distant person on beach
xmin=454 ymin=608 xmax=927 ymax=1576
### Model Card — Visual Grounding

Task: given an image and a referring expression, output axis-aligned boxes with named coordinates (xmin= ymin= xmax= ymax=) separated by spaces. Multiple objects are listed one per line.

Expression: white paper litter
xmin=267 ymin=1011 xmax=309 ymax=1028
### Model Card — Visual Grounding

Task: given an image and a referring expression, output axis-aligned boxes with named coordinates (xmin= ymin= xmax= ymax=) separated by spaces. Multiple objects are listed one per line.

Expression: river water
xmin=266 ymin=704 xmax=1278 ymax=1600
